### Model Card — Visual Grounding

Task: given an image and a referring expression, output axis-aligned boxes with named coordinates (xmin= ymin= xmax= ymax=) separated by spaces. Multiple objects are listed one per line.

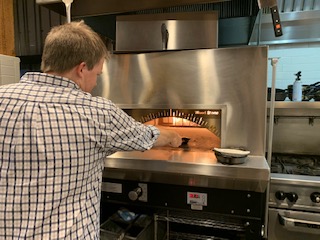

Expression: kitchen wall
xmin=14 ymin=0 xmax=64 ymax=57
xmin=13 ymin=0 xmax=65 ymax=74
xmin=267 ymin=42 xmax=320 ymax=90
xmin=14 ymin=0 xmax=320 ymax=90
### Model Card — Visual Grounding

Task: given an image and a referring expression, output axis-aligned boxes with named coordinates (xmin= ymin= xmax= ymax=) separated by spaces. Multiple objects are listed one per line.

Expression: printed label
xmin=187 ymin=192 xmax=207 ymax=206
xmin=102 ymin=182 xmax=122 ymax=193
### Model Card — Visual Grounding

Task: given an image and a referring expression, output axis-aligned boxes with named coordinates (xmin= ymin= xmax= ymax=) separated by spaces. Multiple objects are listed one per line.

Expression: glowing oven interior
xmin=124 ymin=109 xmax=222 ymax=151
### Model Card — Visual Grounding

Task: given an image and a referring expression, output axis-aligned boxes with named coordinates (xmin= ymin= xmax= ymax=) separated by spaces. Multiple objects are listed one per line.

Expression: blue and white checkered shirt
xmin=0 ymin=72 xmax=159 ymax=239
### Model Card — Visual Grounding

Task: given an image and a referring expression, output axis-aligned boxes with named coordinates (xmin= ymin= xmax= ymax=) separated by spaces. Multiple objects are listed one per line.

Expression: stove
xmin=270 ymin=154 xmax=320 ymax=209
xmin=268 ymin=153 xmax=320 ymax=239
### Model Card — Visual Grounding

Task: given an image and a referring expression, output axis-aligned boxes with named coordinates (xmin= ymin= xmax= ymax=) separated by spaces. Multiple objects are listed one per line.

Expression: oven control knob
xmin=275 ymin=191 xmax=286 ymax=200
xmin=128 ymin=187 xmax=142 ymax=201
xmin=286 ymin=192 xmax=298 ymax=203
xmin=310 ymin=192 xmax=320 ymax=203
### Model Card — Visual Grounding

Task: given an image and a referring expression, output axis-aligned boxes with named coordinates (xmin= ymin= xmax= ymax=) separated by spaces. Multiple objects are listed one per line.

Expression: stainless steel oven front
xmin=95 ymin=46 xmax=269 ymax=239
xmin=100 ymin=107 xmax=269 ymax=240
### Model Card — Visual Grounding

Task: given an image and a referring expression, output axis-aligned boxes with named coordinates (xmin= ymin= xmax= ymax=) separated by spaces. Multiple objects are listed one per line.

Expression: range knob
xmin=286 ymin=192 xmax=298 ymax=203
xmin=275 ymin=191 xmax=286 ymax=200
xmin=310 ymin=192 xmax=320 ymax=203
xmin=128 ymin=187 xmax=142 ymax=201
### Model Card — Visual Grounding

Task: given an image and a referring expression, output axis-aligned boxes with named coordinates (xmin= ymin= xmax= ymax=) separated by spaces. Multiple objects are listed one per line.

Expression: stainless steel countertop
xmin=103 ymin=149 xmax=270 ymax=193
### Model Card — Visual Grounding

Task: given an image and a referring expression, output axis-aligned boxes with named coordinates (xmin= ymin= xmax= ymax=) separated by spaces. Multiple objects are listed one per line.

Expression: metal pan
xmin=215 ymin=152 xmax=247 ymax=165
xmin=213 ymin=148 xmax=250 ymax=165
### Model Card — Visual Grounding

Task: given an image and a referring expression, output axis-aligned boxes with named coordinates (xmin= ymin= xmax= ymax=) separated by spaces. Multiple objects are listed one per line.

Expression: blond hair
xmin=41 ymin=20 xmax=109 ymax=73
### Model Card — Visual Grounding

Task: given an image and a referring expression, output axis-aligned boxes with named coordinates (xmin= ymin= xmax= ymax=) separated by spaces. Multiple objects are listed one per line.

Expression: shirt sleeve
xmin=106 ymin=103 xmax=160 ymax=152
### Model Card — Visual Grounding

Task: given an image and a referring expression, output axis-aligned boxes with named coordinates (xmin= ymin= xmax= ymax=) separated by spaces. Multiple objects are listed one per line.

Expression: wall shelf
xmin=267 ymin=102 xmax=320 ymax=109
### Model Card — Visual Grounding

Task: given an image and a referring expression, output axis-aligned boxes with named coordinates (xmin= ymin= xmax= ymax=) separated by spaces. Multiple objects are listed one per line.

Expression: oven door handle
xmin=278 ymin=213 xmax=320 ymax=234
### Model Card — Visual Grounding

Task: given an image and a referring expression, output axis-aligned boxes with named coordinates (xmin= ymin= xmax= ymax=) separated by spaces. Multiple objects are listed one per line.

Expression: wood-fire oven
xmin=94 ymin=46 xmax=270 ymax=239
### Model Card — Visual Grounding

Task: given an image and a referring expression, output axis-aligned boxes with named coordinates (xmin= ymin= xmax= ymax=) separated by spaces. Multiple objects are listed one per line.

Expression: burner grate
xmin=271 ymin=153 xmax=320 ymax=176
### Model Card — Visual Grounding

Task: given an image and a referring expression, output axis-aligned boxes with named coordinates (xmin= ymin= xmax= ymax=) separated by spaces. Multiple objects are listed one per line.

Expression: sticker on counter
xmin=187 ymin=192 xmax=207 ymax=209
xmin=102 ymin=182 xmax=122 ymax=193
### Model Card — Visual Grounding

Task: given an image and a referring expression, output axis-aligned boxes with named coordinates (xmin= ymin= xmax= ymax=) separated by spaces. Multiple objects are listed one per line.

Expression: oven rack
xmin=167 ymin=231 xmax=229 ymax=240
xmin=154 ymin=210 xmax=245 ymax=232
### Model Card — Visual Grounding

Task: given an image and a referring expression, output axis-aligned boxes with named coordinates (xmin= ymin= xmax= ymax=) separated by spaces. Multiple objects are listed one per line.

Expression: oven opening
xmin=126 ymin=108 xmax=222 ymax=152
xmin=122 ymin=108 xmax=223 ymax=164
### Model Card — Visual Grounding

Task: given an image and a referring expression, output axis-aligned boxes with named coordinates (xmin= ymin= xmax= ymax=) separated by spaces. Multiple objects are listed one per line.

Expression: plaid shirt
xmin=0 ymin=72 xmax=159 ymax=239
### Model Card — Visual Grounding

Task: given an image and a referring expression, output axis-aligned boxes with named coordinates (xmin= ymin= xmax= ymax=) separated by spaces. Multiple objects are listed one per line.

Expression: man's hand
xmin=153 ymin=127 xmax=182 ymax=148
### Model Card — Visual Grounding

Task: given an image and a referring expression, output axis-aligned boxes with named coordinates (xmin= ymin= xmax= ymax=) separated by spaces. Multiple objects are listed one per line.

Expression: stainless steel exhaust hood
xmin=36 ymin=0 xmax=320 ymax=46
xmin=115 ymin=12 xmax=218 ymax=52
xmin=249 ymin=0 xmax=320 ymax=45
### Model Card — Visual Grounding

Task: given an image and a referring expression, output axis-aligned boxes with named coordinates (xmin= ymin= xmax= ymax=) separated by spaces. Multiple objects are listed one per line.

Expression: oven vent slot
xmin=134 ymin=0 xmax=258 ymax=19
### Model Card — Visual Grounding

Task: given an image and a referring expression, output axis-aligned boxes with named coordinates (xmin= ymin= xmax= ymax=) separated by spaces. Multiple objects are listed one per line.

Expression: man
xmin=0 ymin=21 xmax=181 ymax=239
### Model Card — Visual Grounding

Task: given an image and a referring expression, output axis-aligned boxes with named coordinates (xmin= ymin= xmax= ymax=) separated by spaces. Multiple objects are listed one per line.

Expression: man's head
xmin=41 ymin=21 xmax=109 ymax=93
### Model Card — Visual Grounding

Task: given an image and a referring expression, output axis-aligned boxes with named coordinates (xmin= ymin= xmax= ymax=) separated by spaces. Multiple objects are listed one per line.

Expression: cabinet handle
xmin=278 ymin=213 xmax=320 ymax=234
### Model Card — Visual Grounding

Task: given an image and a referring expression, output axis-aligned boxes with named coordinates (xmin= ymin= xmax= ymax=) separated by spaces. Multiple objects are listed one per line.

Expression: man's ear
xmin=76 ymin=62 xmax=86 ymax=77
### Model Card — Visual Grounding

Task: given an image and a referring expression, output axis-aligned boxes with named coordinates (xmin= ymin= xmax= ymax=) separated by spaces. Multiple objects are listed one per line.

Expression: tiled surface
xmin=268 ymin=43 xmax=320 ymax=90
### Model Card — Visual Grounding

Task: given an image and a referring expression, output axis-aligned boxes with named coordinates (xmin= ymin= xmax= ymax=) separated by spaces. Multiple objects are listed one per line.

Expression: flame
xmin=144 ymin=117 xmax=199 ymax=127
xmin=172 ymin=117 xmax=198 ymax=126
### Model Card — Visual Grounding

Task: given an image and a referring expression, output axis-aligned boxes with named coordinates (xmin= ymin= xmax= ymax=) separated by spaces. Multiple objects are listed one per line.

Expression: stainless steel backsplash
xmin=93 ymin=46 xmax=268 ymax=156
xmin=267 ymin=103 xmax=320 ymax=155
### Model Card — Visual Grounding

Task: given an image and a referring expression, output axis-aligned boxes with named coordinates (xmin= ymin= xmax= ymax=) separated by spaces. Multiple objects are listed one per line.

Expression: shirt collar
xmin=20 ymin=72 xmax=81 ymax=91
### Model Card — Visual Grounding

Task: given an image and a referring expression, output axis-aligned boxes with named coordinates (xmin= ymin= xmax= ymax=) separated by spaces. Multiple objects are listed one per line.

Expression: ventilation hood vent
xmin=35 ymin=0 xmax=231 ymax=17
xmin=249 ymin=0 xmax=320 ymax=45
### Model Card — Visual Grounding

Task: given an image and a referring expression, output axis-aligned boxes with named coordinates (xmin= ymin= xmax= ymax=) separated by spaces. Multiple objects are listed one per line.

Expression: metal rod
xmin=267 ymin=57 xmax=279 ymax=166
xmin=256 ymin=9 xmax=262 ymax=45
xmin=264 ymin=57 xmax=279 ymax=239
xmin=269 ymin=115 xmax=320 ymax=118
